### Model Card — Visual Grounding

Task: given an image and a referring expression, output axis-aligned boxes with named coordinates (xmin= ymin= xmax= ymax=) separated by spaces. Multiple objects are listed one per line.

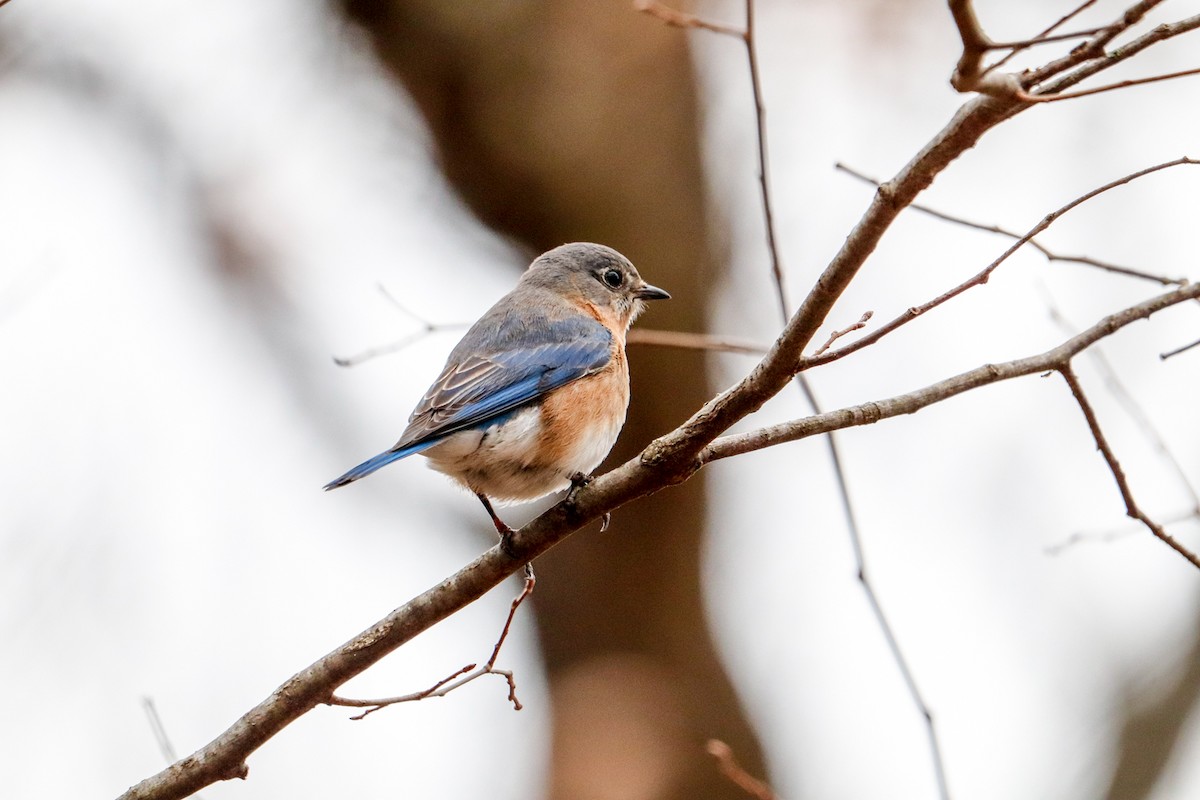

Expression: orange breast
xmin=535 ymin=344 xmax=630 ymax=475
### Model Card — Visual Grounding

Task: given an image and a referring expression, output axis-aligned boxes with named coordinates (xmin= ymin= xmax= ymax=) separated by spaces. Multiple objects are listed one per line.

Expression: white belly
xmin=421 ymin=405 xmax=619 ymax=503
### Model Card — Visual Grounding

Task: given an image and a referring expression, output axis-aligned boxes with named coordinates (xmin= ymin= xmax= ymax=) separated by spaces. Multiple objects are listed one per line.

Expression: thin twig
xmin=743 ymin=0 xmax=787 ymax=313
xmin=702 ymin=285 xmax=1200 ymax=478
xmin=1024 ymin=0 xmax=1165 ymax=88
xmin=142 ymin=698 xmax=180 ymax=764
xmin=706 ymin=739 xmax=778 ymax=800
xmin=834 ymin=162 xmax=1187 ymax=287
xmin=1161 ymin=337 xmax=1200 ymax=360
xmin=627 ymin=328 xmax=769 ymax=355
xmin=333 ymin=284 xmax=466 ymax=367
xmin=1028 ymin=9 xmax=1200 ymax=95
xmin=328 ymin=570 xmax=536 ymax=716
xmin=1019 ymin=66 xmax=1200 ymax=103
xmin=1045 ymin=508 xmax=1200 ymax=555
xmin=812 ymin=311 xmax=873 ymax=357
xmin=1059 ymin=366 xmax=1200 ymax=568
xmin=808 ymin=157 xmax=1199 ymax=369
xmin=987 ymin=27 xmax=1107 ymax=50
xmin=1046 ymin=300 xmax=1200 ymax=517
xmin=986 ymin=0 xmax=1099 ymax=75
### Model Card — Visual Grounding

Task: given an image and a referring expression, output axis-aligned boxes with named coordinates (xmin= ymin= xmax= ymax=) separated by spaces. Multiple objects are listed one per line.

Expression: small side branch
xmin=834 ymin=162 xmax=1188 ymax=287
xmin=627 ymin=328 xmax=769 ymax=355
xmin=987 ymin=1 xmax=1100 ymax=74
xmin=808 ymin=157 xmax=1198 ymax=368
xmin=1058 ymin=367 xmax=1200 ymax=569
xmin=1161 ymin=337 xmax=1200 ymax=361
xmin=812 ymin=311 xmax=873 ymax=357
xmin=328 ymin=570 xmax=536 ymax=716
xmin=1019 ymin=66 xmax=1200 ymax=103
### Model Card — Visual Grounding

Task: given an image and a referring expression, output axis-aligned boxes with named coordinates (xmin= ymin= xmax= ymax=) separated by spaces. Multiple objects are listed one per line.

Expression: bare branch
xmin=949 ymin=0 xmax=1024 ymax=97
xmin=1029 ymin=11 xmax=1200 ymax=94
xmin=1045 ymin=508 xmax=1200 ymax=556
xmin=1019 ymin=66 xmax=1200 ymax=103
xmin=142 ymin=698 xmax=181 ymax=764
xmin=703 ymin=284 xmax=1200 ymax=469
xmin=812 ymin=311 xmax=873 ymax=357
xmin=987 ymin=27 xmax=1108 ymax=50
xmin=986 ymin=0 xmax=1100 ymax=74
xmin=329 ymin=570 xmax=536 ymax=716
xmin=627 ymin=328 xmax=769 ymax=355
xmin=1161 ymin=337 xmax=1200 ymax=361
xmin=1059 ymin=367 xmax=1200 ymax=569
xmin=1047 ymin=301 xmax=1200 ymax=517
xmin=333 ymin=284 xmax=465 ymax=367
xmin=808 ymin=157 xmax=1198 ymax=369
xmin=1024 ymin=0 xmax=1166 ymax=88
xmin=835 ymin=162 xmax=1188 ymax=287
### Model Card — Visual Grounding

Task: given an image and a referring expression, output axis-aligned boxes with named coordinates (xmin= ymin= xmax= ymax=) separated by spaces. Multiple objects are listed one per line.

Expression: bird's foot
xmin=566 ymin=472 xmax=609 ymax=532
xmin=566 ymin=472 xmax=594 ymax=502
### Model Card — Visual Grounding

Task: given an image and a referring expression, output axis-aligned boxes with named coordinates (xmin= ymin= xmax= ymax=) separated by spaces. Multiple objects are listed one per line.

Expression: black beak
xmin=636 ymin=283 xmax=671 ymax=301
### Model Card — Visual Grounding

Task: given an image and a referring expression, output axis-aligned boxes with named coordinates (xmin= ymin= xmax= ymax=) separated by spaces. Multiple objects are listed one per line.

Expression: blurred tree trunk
xmin=339 ymin=1 xmax=766 ymax=798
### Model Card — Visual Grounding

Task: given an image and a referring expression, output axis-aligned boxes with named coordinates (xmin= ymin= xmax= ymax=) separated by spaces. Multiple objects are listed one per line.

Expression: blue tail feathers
xmin=323 ymin=439 xmax=439 ymax=490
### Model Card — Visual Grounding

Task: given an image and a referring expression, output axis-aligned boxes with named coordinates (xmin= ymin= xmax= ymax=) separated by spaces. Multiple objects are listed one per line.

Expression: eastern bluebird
xmin=325 ymin=242 xmax=670 ymax=541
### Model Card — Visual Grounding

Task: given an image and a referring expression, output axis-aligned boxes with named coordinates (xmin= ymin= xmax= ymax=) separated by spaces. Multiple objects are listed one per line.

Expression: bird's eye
xmin=602 ymin=268 xmax=623 ymax=289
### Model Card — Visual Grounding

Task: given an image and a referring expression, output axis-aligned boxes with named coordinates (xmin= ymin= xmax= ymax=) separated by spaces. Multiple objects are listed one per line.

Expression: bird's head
xmin=524 ymin=242 xmax=670 ymax=330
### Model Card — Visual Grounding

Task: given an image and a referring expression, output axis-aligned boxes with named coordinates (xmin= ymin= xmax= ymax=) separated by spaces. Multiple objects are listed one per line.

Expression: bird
xmin=325 ymin=242 xmax=670 ymax=546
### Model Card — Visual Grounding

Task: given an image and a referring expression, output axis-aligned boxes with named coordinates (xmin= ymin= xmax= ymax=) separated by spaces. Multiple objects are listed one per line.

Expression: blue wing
xmin=324 ymin=313 xmax=612 ymax=489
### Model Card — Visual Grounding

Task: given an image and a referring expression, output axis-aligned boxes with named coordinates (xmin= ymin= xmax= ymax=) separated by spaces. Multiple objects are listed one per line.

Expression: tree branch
xmin=1059 ymin=367 xmax=1200 ymax=569
xmin=702 ymin=284 xmax=1200 ymax=467
xmin=116 ymin=282 xmax=1200 ymax=800
xmin=806 ymin=157 xmax=1198 ymax=369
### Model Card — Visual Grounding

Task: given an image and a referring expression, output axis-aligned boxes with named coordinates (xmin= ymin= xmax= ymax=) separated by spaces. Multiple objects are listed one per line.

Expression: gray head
xmin=521 ymin=242 xmax=670 ymax=329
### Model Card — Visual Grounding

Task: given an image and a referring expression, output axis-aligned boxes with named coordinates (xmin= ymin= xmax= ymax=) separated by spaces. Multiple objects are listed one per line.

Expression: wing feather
xmin=396 ymin=317 xmax=612 ymax=448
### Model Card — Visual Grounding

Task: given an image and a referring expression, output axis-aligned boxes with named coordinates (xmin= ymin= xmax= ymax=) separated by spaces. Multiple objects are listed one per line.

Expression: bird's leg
xmin=567 ymin=472 xmax=610 ymax=532
xmin=476 ymin=493 xmax=519 ymax=558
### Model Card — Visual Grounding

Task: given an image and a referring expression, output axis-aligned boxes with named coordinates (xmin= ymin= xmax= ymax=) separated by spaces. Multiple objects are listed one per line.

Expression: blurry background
xmin=2 ymin=1 xmax=1199 ymax=799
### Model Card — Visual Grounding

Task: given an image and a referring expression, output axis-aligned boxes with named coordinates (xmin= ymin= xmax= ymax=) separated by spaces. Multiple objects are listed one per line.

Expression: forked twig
xmin=834 ymin=162 xmax=1187 ymax=287
xmin=328 ymin=569 xmax=536 ymax=716
xmin=986 ymin=0 xmax=1100 ymax=75
xmin=809 ymin=157 xmax=1199 ymax=369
